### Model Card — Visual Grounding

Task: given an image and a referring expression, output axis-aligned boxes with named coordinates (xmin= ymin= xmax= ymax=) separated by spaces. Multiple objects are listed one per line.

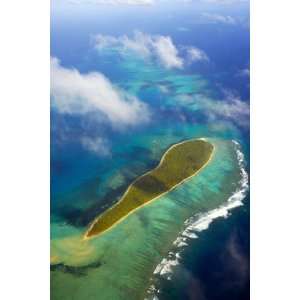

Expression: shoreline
xmin=84 ymin=138 xmax=215 ymax=240
xmin=148 ymin=140 xmax=249 ymax=295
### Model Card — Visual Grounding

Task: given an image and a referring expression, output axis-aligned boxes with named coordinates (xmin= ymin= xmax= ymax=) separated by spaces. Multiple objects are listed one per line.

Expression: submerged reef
xmin=85 ymin=139 xmax=214 ymax=238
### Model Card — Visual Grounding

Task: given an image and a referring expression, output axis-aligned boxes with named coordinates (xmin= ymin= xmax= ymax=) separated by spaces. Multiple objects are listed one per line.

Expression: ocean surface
xmin=51 ymin=2 xmax=249 ymax=299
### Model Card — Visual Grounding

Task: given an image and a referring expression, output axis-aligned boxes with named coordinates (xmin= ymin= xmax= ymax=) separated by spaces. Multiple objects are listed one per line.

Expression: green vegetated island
xmin=85 ymin=139 xmax=214 ymax=239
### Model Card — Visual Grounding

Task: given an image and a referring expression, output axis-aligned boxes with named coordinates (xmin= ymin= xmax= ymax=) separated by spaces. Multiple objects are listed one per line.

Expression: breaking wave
xmin=145 ymin=140 xmax=249 ymax=299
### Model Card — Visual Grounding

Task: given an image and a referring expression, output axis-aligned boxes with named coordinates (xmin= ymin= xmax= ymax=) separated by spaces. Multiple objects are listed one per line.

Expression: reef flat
xmin=85 ymin=139 xmax=214 ymax=238
xmin=51 ymin=139 xmax=246 ymax=300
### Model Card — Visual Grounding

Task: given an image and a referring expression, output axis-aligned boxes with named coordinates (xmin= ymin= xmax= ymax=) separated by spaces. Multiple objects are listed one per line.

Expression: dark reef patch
xmin=51 ymin=261 xmax=102 ymax=277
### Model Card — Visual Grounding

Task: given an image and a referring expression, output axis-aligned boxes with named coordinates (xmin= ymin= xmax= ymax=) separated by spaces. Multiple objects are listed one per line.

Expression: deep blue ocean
xmin=51 ymin=2 xmax=249 ymax=299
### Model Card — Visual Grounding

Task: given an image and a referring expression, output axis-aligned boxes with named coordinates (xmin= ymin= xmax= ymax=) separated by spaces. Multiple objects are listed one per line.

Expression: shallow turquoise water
xmin=51 ymin=139 xmax=246 ymax=300
xmin=51 ymin=5 xmax=249 ymax=298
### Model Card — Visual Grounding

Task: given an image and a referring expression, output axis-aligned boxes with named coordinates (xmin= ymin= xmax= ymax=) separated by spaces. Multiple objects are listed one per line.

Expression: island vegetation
xmin=85 ymin=139 xmax=214 ymax=239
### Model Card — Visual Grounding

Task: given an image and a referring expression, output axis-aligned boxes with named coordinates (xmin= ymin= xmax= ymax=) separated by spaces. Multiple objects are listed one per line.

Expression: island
xmin=84 ymin=138 xmax=214 ymax=239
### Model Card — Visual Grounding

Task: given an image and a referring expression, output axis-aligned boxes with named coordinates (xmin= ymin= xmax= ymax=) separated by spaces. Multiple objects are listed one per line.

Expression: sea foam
xmin=146 ymin=140 xmax=249 ymax=299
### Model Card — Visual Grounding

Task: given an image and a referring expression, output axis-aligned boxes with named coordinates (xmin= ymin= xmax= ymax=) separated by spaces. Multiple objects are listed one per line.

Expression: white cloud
xmin=177 ymin=92 xmax=249 ymax=127
xmin=80 ymin=136 xmax=110 ymax=156
xmin=50 ymin=57 xmax=149 ymax=125
xmin=69 ymin=0 xmax=154 ymax=5
xmin=94 ymin=31 xmax=183 ymax=69
xmin=204 ymin=97 xmax=249 ymax=126
xmin=122 ymin=34 xmax=152 ymax=57
xmin=205 ymin=97 xmax=249 ymax=128
xmin=92 ymin=35 xmax=120 ymax=50
xmin=185 ymin=46 xmax=209 ymax=63
xmin=94 ymin=31 xmax=208 ymax=69
xmin=201 ymin=13 xmax=237 ymax=25
xmin=152 ymin=35 xmax=184 ymax=69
